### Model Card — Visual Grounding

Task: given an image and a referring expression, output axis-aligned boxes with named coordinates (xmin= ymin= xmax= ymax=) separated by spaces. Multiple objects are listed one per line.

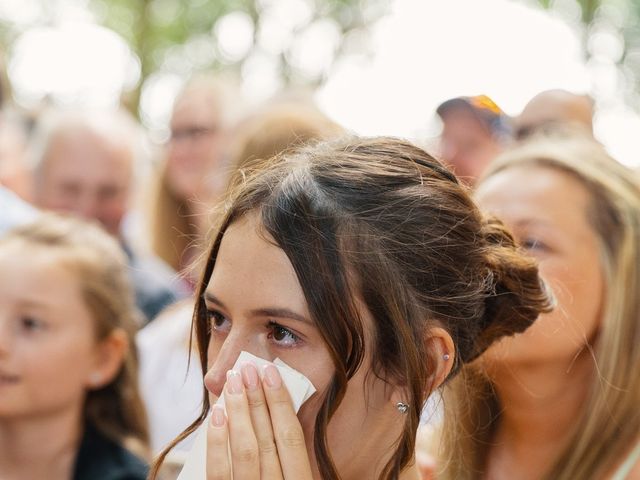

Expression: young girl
xmin=151 ymin=136 xmax=552 ymax=480
xmin=0 ymin=214 xmax=149 ymax=480
xmin=438 ymin=134 xmax=640 ymax=479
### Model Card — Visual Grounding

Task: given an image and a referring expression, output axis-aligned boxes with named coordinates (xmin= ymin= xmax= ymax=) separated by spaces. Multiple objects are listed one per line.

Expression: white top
xmin=612 ymin=441 xmax=640 ymax=480
xmin=137 ymin=299 xmax=203 ymax=454
xmin=0 ymin=186 xmax=38 ymax=235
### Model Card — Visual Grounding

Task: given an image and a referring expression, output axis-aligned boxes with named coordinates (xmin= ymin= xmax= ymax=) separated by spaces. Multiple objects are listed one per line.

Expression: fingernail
xmin=262 ymin=364 xmax=282 ymax=389
xmin=226 ymin=370 xmax=243 ymax=395
xmin=241 ymin=362 xmax=259 ymax=391
xmin=211 ymin=406 xmax=225 ymax=427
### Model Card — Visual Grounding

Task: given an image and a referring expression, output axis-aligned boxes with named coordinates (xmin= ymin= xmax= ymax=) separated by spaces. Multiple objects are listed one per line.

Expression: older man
xmin=514 ymin=89 xmax=594 ymax=140
xmin=31 ymin=110 xmax=182 ymax=323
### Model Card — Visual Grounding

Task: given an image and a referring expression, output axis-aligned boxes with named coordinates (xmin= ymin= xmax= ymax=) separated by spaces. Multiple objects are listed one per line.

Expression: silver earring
xmin=89 ymin=373 xmax=102 ymax=385
xmin=396 ymin=402 xmax=409 ymax=414
xmin=443 ymin=353 xmax=450 ymax=361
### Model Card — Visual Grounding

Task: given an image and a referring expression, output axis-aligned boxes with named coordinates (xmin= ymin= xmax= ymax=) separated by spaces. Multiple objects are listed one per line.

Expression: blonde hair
xmin=227 ymin=102 xmax=343 ymax=173
xmin=1 ymin=213 xmax=149 ymax=450
xmin=440 ymin=134 xmax=640 ymax=479
xmin=148 ymin=165 xmax=196 ymax=273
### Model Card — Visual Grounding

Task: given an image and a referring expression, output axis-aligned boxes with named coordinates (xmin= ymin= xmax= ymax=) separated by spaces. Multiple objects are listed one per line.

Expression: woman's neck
xmin=0 ymin=406 xmax=83 ymax=480
xmin=486 ymin=348 xmax=594 ymax=479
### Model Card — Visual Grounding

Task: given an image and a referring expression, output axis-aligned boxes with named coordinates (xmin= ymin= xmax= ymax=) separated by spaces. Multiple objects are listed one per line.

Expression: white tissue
xmin=176 ymin=351 xmax=316 ymax=480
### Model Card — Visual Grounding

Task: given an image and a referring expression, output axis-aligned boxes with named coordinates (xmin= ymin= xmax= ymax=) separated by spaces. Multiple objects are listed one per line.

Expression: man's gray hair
xmin=29 ymin=108 xmax=151 ymax=183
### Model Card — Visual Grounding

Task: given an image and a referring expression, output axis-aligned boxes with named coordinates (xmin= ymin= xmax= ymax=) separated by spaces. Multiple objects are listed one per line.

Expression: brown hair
xmin=151 ymin=136 xmax=551 ymax=479
xmin=440 ymin=134 xmax=640 ymax=480
xmin=1 ymin=214 xmax=149 ymax=450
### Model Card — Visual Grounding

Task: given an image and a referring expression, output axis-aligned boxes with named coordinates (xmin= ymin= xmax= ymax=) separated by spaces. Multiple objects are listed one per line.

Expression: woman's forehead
xmin=207 ymin=216 xmax=310 ymax=317
xmin=477 ymin=166 xmax=591 ymax=217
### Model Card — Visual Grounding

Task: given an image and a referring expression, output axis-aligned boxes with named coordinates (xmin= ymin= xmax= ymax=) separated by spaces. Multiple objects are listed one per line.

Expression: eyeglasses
xmin=169 ymin=125 xmax=219 ymax=143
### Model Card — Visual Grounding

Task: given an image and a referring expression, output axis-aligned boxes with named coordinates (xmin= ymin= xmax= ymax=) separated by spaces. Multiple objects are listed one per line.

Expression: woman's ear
xmin=388 ymin=326 xmax=455 ymax=412
xmin=86 ymin=328 xmax=129 ymax=389
xmin=424 ymin=326 xmax=455 ymax=390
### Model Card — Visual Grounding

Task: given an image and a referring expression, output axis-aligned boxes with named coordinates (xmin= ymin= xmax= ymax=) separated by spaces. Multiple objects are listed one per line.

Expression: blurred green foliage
xmin=89 ymin=0 xmax=388 ymax=115
xmin=0 ymin=0 xmax=387 ymax=116
xmin=528 ymin=0 xmax=640 ymax=109
xmin=0 ymin=0 xmax=638 ymax=114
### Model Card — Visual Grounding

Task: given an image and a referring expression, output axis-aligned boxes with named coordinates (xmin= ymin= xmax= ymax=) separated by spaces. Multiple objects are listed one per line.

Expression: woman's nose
xmin=204 ymin=343 xmax=240 ymax=399
xmin=203 ymin=333 xmax=271 ymax=399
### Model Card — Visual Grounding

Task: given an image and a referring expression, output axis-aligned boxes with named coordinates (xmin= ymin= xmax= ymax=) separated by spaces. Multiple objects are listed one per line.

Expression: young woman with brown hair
xmin=151 ymin=136 xmax=552 ymax=480
xmin=138 ymin=101 xmax=344 ymax=458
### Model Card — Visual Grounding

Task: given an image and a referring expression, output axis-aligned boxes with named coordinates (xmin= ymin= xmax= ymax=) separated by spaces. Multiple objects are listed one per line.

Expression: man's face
xmin=35 ymin=130 xmax=133 ymax=236
xmin=439 ymin=109 xmax=502 ymax=185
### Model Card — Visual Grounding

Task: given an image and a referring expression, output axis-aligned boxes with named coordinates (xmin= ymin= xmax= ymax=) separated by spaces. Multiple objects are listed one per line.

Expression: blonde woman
xmin=0 ymin=214 xmax=149 ymax=480
xmin=148 ymin=76 xmax=237 ymax=284
xmin=435 ymin=134 xmax=640 ymax=479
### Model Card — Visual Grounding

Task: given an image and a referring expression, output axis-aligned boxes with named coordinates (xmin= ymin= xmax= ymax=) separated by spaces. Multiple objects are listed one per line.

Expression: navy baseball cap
xmin=436 ymin=95 xmax=512 ymax=138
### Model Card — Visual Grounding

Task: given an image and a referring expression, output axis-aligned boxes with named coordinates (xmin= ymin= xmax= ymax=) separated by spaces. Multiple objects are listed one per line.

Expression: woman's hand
xmin=206 ymin=362 xmax=314 ymax=480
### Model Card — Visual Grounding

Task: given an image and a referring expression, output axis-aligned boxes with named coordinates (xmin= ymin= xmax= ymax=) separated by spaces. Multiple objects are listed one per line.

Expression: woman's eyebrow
xmin=203 ymin=292 xmax=226 ymax=308
xmin=250 ymin=307 xmax=313 ymax=326
xmin=514 ymin=218 xmax=554 ymax=230
xmin=203 ymin=292 xmax=313 ymax=326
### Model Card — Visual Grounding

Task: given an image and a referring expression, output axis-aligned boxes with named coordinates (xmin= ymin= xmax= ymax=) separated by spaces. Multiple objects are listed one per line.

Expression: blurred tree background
xmin=526 ymin=0 xmax=640 ymax=109
xmin=93 ymin=0 xmax=391 ymax=114
xmin=0 ymin=0 xmax=388 ymax=118
xmin=0 ymin=0 xmax=638 ymax=122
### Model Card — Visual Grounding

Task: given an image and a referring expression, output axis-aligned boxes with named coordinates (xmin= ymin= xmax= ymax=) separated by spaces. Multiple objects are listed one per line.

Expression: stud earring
xmin=396 ymin=402 xmax=409 ymax=414
xmin=443 ymin=353 xmax=450 ymax=361
xmin=89 ymin=373 xmax=102 ymax=385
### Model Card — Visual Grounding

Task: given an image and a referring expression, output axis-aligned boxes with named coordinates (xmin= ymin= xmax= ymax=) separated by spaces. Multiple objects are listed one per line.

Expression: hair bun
xmin=462 ymin=215 xmax=554 ymax=363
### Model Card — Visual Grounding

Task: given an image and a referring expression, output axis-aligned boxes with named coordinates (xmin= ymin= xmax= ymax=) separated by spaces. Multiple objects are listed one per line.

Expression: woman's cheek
xmin=294 ymin=362 xmax=333 ymax=435
xmin=297 ymin=394 xmax=322 ymax=437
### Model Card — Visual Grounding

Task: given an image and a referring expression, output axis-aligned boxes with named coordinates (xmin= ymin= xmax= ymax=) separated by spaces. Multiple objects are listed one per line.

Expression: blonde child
xmin=0 ymin=214 xmax=149 ymax=480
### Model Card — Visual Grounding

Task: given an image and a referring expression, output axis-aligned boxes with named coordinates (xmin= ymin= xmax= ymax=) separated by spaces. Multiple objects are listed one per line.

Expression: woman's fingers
xmin=208 ymin=363 xmax=312 ymax=480
xmin=223 ymin=370 xmax=261 ymax=479
xmin=207 ymin=406 xmax=231 ymax=480
xmin=241 ymin=362 xmax=284 ymax=479
xmin=261 ymin=364 xmax=314 ymax=480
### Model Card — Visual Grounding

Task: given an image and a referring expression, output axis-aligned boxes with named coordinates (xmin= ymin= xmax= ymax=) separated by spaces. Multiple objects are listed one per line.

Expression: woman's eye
xmin=267 ymin=322 xmax=301 ymax=347
xmin=208 ymin=310 xmax=231 ymax=333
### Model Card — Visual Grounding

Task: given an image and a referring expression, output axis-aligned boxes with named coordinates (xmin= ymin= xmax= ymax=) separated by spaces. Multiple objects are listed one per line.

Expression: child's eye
xmin=208 ymin=310 xmax=231 ymax=334
xmin=20 ymin=316 xmax=46 ymax=332
xmin=267 ymin=322 xmax=301 ymax=348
